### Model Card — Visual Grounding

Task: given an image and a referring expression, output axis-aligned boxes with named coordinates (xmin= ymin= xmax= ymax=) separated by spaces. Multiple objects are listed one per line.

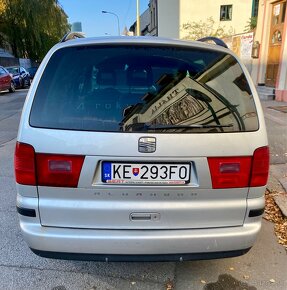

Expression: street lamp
xmin=102 ymin=10 xmax=120 ymax=36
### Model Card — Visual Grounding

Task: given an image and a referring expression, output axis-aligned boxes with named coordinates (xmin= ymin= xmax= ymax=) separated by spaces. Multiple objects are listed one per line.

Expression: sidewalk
xmin=260 ymin=99 xmax=287 ymax=249
xmin=260 ymin=99 xmax=287 ymax=193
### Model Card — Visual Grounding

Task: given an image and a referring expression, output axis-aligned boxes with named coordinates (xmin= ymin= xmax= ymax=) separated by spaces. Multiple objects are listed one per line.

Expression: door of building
xmin=265 ymin=0 xmax=286 ymax=87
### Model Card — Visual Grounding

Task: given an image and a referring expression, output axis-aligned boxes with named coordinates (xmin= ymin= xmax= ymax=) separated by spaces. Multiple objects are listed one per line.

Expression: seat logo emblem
xmin=138 ymin=137 xmax=156 ymax=153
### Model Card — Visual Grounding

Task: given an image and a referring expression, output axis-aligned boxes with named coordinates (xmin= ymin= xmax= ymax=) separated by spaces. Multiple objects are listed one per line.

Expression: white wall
xmin=157 ymin=0 xmax=180 ymax=38
xmin=179 ymin=0 xmax=253 ymax=39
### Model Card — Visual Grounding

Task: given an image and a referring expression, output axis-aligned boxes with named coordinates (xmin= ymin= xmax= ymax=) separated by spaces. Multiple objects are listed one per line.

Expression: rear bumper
xmin=30 ymin=248 xmax=251 ymax=262
xmin=19 ymin=219 xmax=261 ymax=260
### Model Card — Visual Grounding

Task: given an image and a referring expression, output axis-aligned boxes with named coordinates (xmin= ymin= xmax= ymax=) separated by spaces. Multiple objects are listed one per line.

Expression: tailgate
xmin=36 ymin=131 xmax=252 ymax=230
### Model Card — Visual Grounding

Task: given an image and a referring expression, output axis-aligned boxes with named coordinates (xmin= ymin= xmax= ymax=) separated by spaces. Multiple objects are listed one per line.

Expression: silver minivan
xmin=15 ymin=36 xmax=269 ymax=261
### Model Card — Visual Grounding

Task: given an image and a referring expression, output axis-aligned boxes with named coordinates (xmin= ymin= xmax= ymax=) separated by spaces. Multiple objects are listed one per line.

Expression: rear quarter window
xmin=30 ymin=44 xmax=259 ymax=133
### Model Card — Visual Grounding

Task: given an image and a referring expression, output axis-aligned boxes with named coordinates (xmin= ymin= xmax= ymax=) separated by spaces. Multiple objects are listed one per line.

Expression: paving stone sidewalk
xmin=268 ymin=164 xmax=287 ymax=217
xmin=261 ymin=100 xmax=287 ymax=217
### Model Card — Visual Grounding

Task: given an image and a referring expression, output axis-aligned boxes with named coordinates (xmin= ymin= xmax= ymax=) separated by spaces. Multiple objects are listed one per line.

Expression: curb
xmin=268 ymin=164 xmax=287 ymax=218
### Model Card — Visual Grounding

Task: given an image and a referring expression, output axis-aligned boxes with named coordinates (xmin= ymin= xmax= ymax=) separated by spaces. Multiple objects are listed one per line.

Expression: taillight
xmin=208 ymin=146 xmax=270 ymax=189
xmin=14 ymin=142 xmax=84 ymax=187
xmin=14 ymin=142 xmax=36 ymax=185
xmin=208 ymin=157 xmax=252 ymax=189
xmin=36 ymin=154 xmax=84 ymax=187
xmin=250 ymin=146 xmax=269 ymax=187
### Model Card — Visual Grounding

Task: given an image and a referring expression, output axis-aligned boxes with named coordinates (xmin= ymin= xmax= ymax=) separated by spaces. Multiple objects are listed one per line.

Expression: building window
xmin=220 ymin=5 xmax=232 ymax=21
xmin=282 ymin=2 xmax=286 ymax=23
xmin=153 ymin=7 xmax=156 ymax=28
xmin=252 ymin=0 xmax=259 ymax=17
xmin=150 ymin=6 xmax=156 ymax=30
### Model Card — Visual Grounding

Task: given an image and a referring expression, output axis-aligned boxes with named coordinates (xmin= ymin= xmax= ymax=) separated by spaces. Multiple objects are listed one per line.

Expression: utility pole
xmin=136 ymin=0 xmax=140 ymax=36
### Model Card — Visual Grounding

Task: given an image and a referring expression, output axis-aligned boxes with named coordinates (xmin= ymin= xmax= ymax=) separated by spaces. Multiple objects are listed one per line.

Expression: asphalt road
xmin=0 ymin=89 xmax=286 ymax=290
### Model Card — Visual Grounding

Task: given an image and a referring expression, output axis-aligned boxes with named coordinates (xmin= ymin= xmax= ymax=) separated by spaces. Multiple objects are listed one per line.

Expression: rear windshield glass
xmin=30 ymin=44 xmax=259 ymax=133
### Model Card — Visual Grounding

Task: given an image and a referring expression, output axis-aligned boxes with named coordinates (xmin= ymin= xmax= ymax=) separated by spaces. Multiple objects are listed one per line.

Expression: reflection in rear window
xmin=30 ymin=45 xmax=259 ymax=133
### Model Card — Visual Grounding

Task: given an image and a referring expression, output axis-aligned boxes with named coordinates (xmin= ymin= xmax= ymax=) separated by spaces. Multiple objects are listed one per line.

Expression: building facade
xmin=130 ymin=0 xmax=158 ymax=36
xmin=134 ymin=0 xmax=287 ymax=102
xmin=180 ymin=0 xmax=255 ymax=39
xmin=251 ymin=0 xmax=287 ymax=101
xmin=143 ymin=0 xmax=258 ymax=38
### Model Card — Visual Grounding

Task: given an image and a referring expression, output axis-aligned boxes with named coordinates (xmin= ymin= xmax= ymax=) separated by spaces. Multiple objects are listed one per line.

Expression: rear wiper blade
xmin=146 ymin=124 xmax=233 ymax=130
xmin=124 ymin=123 xmax=233 ymax=131
xmin=126 ymin=123 xmax=233 ymax=130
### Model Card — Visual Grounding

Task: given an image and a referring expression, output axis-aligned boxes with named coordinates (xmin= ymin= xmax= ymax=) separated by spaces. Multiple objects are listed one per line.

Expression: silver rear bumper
xmin=20 ymin=219 xmax=261 ymax=256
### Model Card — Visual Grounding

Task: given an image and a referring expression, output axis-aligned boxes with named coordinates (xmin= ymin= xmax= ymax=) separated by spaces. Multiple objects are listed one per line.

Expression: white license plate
xmin=102 ymin=162 xmax=190 ymax=184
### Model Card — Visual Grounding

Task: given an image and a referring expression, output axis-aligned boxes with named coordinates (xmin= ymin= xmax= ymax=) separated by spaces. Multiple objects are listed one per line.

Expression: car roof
xmin=53 ymin=36 xmax=230 ymax=54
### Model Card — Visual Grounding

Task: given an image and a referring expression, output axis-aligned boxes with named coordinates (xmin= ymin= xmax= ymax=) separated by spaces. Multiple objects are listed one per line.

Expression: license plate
xmin=102 ymin=162 xmax=190 ymax=184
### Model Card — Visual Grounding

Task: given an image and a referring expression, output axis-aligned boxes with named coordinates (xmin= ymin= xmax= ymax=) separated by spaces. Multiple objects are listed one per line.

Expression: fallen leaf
xmin=264 ymin=190 xmax=287 ymax=249
xmin=165 ymin=279 xmax=173 ymax=290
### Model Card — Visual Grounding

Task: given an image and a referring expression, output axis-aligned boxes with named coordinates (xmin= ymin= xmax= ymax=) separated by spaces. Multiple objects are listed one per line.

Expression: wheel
xmin=20 ymin=78 xmax=25 ymax=89
xmin=9 ymin=81 xmax=15 ymax=93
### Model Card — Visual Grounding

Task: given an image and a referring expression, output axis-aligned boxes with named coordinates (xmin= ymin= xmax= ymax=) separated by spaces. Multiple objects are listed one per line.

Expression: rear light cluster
xmin=14 ymin=142 xmax=269 ymax=189
xmin=208 ymin=146 xmax=269 ymax=189
xmin=14 ymin=142 xmax=84 ymax=187
xmin=14 ymin=142 xmax=36 ymax=185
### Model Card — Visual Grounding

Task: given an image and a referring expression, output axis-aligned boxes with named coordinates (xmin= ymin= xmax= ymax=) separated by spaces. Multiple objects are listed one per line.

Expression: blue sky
xmin=59 ymin=0 xmax=150 ymax=37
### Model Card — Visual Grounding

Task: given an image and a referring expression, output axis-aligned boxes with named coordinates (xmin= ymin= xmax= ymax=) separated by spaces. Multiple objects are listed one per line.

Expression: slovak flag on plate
xmin=132 ymin=168 xmax=140 ymax=176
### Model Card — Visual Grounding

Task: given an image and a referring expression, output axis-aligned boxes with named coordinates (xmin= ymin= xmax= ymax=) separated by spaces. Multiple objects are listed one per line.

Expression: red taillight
xmin=36 ymin=154 xmax=84 ymax=187
xmin=14 ymin=142 xmax=36 ymax=185
xmin=250 ymin=146 xmax=269 ymax=187
xmin=208 ymin=147 xmax=270 ymax=189
xmin=208 ymin=156 xmax=252 ymax=189
xmin=14 ymin=142 xmax=84 ymax=187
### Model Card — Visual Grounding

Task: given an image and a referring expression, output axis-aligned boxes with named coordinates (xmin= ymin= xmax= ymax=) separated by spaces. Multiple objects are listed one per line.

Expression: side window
xmin=0 ymin=68 xmax=6 ymax=75
xmin=220 ymin=5 xmax=232 ymax=21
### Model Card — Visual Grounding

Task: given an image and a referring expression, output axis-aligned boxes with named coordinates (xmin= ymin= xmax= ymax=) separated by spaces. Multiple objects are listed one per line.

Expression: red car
xmin=0 ymin=66 xmax=15 ymax=93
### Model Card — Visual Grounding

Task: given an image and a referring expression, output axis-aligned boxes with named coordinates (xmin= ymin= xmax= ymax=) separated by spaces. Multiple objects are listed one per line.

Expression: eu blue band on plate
xmin=102 ymin=162 xmax=112 ymax=181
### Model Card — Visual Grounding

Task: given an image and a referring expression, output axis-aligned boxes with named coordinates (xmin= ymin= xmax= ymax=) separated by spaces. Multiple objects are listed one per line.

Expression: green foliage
xmin=181 ymin=17 xmax=234 ymax=40
xmin=245 ymin=17 xmax=257 ymax=32
xmin=0 ymin=0 xmax=69 ymax=61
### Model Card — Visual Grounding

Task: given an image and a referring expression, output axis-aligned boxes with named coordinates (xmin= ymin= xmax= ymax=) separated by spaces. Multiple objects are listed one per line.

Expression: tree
xmin=0 ymin=0 xmax=70 ymax=61
xmin=181 ymin=17 xmax=234 ymax=40
xmin=245 ymin=17 xmax=257 ymax=32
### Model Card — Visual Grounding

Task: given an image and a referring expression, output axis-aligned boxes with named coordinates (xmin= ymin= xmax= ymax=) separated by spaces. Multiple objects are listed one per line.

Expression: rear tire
xmin=20 ymin=78 xmax=25 ymax=89
xmin=9 ymin=81 xmax=15 ymax=93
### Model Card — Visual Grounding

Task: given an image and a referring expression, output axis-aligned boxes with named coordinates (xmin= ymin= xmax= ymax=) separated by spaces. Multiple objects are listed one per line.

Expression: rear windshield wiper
xmin=146 ymin=124 xmax=233 ymax=130
xmin=125 ymin=123 xmax=233 ymax=131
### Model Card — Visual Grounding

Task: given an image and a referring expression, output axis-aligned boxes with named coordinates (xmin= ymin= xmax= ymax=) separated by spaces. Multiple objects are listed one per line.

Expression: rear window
xmin=30 ymin=44 xmax=259 ymax=133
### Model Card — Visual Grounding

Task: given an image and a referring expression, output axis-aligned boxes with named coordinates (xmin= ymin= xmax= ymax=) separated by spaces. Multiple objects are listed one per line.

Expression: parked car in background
xmin=6 ymin=66 xmax=30 ymax=89
xmin=15 ymin=36 xmax=269 ymax=262
xmin=0 ymin=66 xmax=15 ymax=93
xmin=27 ymin=67 xmax=38 ymax=79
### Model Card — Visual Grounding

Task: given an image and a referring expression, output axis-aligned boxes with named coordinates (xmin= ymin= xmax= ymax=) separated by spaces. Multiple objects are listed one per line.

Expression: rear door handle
xmin=130 ymin=212 xmax=160 ymax=221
